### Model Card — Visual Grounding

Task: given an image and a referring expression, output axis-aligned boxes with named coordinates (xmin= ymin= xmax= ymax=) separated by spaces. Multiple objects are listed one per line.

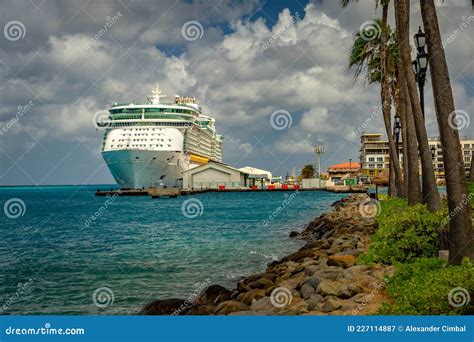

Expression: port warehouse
xmin=182 ymin=161 xmax=281 ymax=189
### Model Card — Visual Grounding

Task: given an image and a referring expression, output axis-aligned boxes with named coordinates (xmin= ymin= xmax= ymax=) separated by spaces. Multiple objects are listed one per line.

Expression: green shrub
xmin=358 ymin=198 xmax=446 ymax=264
xmin=379 ymin=258 xmax=474 ymax=315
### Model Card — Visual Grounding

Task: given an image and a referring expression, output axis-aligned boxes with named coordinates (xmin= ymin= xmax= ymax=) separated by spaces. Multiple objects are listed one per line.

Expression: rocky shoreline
xmin=140 ymin=194 xmax=394 ymax=315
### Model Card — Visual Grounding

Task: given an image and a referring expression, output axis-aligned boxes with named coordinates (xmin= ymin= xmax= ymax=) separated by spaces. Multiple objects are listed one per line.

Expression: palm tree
xmin=301 ymin=164 xmax=315 ymax=179
xmin=419 ymin=0 xmax=474 ymax=263
xmin=394 ymin=0 xmax=441 ymax=212
xmin=394 ymin=1 xmax=422 ymax=205
xmin=345 ymin=3 xmax=404 ymax=198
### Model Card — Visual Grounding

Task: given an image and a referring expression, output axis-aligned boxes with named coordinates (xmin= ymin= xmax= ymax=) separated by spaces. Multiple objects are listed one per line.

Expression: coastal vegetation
xmin=358 ymin=198 xmax=444 ymax=264
xmin=379 ymin=258 xmax=474 ymax=315
xmin=356 ymin=187 xmax=474 ymax=314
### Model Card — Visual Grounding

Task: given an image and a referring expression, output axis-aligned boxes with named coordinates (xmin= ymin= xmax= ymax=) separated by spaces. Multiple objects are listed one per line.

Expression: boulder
xmin=139 ymin=298 xmax=187 ymax=315
xmin=215 ymin=300 xmax=249 ymax=315
xmin=237 ymin=282 xmax=252 ymax=293
xmin=237 ymin=289 xmax=266 ymax=306
xmin=302 ymin=276 xmax=321 ymax=289
xmin=281 ymin=250 xmax=315 ymax=263
xmin=321 ymin=297 xmax=343 ymax=312
xmin=327 ymin=255 xmax=356 ymax=268
xmin=304 ymin=265 xmax=320 ymax=276
xmin=307 ymin=294 xmax=324 ymax=308
xmin=250 ymin=297 xmax=275 ymax=311
xmin=337 ymin=284 xmax=362 ymax=299
xmin=316 ymin=281 xmax=339 ymax=297
xmin=299 ymin=284 xmax=315 ymax=299
xmin=335 ymin=249 xmax=364 ymax=257
xmin=196 ymin=285 xmax=232 ymax=305
xmin=248 ymin=277 xmax=274 ymax=290
xmin=289 ymin=231 xmax=299 ymax=238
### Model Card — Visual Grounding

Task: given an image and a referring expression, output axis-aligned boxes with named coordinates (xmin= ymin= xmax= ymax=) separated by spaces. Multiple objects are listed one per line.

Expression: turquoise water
xmin=0 ymin=186 xmax=345 ymax=315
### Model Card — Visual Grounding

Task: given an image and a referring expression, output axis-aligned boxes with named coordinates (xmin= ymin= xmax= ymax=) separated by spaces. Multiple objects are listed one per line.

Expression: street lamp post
xmin=431 ymin=145 xmax=436 ymax=181
xmin=315 ymin=145 xmax=325 ymax=189
xmin=413 ymin=26 xmax=429 ymax=118
xmin=393 ymin=115 xmax=401 ymax=158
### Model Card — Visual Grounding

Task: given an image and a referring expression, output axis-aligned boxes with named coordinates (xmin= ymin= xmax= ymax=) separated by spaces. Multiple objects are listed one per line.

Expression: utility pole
xmin=315 ymin=145 xmax=325 ymax=188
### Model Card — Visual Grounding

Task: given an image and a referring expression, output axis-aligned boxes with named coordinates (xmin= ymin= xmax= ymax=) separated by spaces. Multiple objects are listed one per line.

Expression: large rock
xmin=215 ymin=300 xmax=249 ymax=315
xmin=321 ymin=296 xmax=343 ymax=312
xmin=237 ymin=289 xmax=266 ymax=306
xmin=304 ymin=265 xmax=320 ymax=276
xmin=302 ymin=276 xmax=321 ymax=289
xmin=237 ymin=282 xmax=252 ymax=293
xmin=248 ymin=277 xmax=274 ymax=290
xmin=250 ymin=297 xmax=275 ymax=310
xmin=196 ymin=285 xmax=232 ymax=305
xmin=299 ymin=284 xmax=315 ymax=299
xmin=327 ymin=255 xmax=356 ymax=268
xmin=316 ymin=281 xmax=339 ymax=297
xmin=307 ymin=294 xmax=325 ymax=311
xmin=280 ymin=250 xmax=315 ymax=263
xmin=139 ymin=298 xmax=187 ymax=315
xmin=337 ymin=284 xmax=362 ymax=299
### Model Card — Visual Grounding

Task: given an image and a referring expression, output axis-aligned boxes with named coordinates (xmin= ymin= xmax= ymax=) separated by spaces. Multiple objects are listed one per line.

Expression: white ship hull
xmin=102 ymin=150 xmax=188 ymax=189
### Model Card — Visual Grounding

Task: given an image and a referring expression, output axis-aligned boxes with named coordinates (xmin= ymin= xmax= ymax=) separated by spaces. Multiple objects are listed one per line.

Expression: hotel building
xmin=359 ymin=133 xmax=473 ymax=181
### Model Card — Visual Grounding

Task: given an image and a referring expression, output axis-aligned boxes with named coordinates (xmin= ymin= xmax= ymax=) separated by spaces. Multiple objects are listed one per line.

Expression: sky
xmin=0 ymin=0 xmax=472 ymax=185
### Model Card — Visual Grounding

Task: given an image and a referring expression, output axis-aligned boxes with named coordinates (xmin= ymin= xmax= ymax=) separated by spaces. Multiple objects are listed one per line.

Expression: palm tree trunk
xmin=395 ymin=0 xmax=440 ymax=212
xmin=420 ymin=0 xmax=474 ymax=263
xmin=395 ymin=3 xmax=421 ymax=204
xmin=380 ymin=4 xmax=403 ymax=198
xmin=396 ymin=82 xmax=408 ymax=198
xmin=403 ymin=82 xmax=422 ymax=204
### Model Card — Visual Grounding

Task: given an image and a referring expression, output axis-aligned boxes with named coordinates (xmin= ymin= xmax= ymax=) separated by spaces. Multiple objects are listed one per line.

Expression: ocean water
xmin=0 ymin=186 xmax=345 ymax=315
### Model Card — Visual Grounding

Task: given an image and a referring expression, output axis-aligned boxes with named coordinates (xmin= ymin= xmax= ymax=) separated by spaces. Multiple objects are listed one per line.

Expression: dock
xmin=95 ymin=186 xmax=367 ymax=197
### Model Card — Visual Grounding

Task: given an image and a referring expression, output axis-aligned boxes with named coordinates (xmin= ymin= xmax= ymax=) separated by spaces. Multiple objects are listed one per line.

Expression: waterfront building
xmin=328 ymin=162 xmax=361 ymax=185
xmin=238 ymin=166 xmax=272 ymax=187
xmin=359 ymin=133 xmax=473 ymax=181
xmin=182 ymin=161 xmax=249 ymax=189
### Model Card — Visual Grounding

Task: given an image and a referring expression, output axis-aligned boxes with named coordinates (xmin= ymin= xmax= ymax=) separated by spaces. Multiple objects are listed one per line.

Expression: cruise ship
xmin=97 ymin=84 xmax=223 ymax=189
